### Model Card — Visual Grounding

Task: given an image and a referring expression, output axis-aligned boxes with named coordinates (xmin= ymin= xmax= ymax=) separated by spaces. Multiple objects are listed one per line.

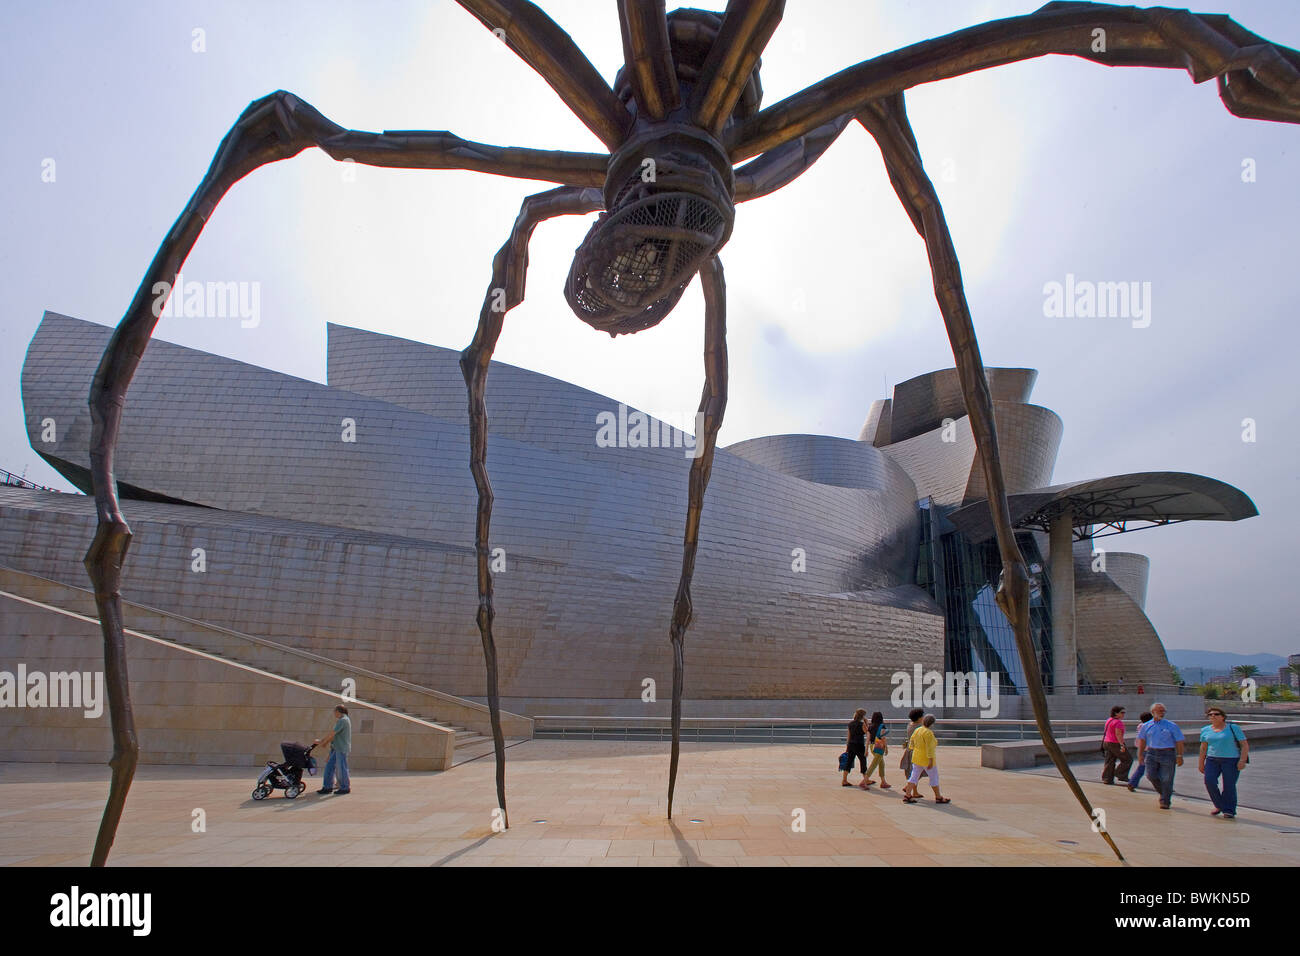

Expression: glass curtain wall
xmin=917 ymin=503 xmax=1054 ymax=695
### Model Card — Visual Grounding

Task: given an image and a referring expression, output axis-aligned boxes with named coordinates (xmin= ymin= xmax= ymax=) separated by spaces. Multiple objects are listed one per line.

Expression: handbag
xmin=1101 ymin=717 xmax=1117 ymax=754
xmin=838 ymin=751 xmax=851 ymax=772
xmin=1229 ymin=723 xmax=1249 ymax=765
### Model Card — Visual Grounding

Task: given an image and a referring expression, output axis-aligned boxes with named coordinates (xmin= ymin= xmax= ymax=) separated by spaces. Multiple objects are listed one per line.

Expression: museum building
xmin=0 ymin=313 xmax=1255 ymax=751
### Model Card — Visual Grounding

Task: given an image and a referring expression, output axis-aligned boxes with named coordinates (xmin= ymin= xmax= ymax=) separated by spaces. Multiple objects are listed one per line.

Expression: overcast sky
xmin=3 ymin=1 xmax=1298 ymax=657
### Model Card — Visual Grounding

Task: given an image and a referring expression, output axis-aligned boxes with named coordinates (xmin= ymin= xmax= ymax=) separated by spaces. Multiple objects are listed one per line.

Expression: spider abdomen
xmin=566 ymin=125 xmax=734 ymax=336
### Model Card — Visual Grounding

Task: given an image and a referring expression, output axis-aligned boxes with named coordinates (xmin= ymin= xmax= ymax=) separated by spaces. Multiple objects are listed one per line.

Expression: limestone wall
xmin=0 ymin=590 xmax=456 ymax=770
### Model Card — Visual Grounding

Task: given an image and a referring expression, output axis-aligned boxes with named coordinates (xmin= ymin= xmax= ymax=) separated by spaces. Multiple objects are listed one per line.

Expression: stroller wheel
xmin=252 ymin=785 xmax=271 ymax=801
xmin=285 ymin=782 xmax=305 ymax=799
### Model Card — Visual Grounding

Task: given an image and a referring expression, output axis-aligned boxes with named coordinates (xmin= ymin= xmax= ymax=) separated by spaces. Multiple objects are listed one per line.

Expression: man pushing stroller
xmin=314 ymin=704 xmax=353 ymax=796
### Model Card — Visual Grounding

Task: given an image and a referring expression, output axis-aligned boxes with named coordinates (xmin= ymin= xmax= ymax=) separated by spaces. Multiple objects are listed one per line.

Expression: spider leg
xmin=460 ymin=186 xmax=604 ymax=831
xmin=690 ymin=0 xmax=785 ymax=134
xmin=732 ymin=2 xmax=1300 ymax=160
xmin=667 ymin=256 xmax=728 ymax=820
xmin=618 ymin=0 xmax=682 ymax=121
xmin=733 ymin=112 xmax=855 ymax=202
xmin=456 ymin=0 xmax=630 ymax=148
xmin=84 ymin=88 xmax=601 ymax=865
xmin=857 ymin=92 xmax=1125 ymax=862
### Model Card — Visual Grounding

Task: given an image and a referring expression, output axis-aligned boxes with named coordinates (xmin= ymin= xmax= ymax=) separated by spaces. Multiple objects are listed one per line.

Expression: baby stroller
xmin=252 ymin=742 xmax=317 ymax=800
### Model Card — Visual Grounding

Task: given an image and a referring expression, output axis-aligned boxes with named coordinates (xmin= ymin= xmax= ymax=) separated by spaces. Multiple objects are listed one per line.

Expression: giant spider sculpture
xmin=83 ymin=0 xmax=1299 ymax=865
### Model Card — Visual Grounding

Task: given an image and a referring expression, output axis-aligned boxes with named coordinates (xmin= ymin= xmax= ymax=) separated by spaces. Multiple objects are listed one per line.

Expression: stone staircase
xmin=0 ymin=565 xmax=531 ymax=766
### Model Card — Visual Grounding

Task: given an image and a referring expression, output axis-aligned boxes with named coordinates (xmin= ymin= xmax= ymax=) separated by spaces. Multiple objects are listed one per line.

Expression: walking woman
xmin=1198 ymin=707 xmax=1249 ymax=819
xmin=842 ymin=708 xmax=871 ymax=788
xmin=1102 ymin=705 xmax=1133 ymax=784
xmin=861 ymin=711 xmax=892 ymax=790
xmin=902 ymin=714 xmax=950 ymax=804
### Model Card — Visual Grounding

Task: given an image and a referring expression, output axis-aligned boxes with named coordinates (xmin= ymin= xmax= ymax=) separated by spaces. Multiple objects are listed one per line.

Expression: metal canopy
xmin=947 ymin=472 xmax=1258 ymax=543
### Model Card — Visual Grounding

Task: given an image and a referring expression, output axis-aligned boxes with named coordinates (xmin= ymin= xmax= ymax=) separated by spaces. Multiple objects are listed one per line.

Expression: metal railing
xmin=0 ymin=468 xmax=64 ymax=494
xmin=532 ymin=717 xmax=1148 ymax=747
xmin=1076 ymin=681 xmax=1200 ymax=697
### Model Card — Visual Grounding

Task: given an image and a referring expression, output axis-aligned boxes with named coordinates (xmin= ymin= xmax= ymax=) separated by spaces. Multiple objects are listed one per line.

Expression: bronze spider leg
xmin=733 ymin=112 xmax=855 ymax=203
xmin=456 ymin=0 xmax=631 ymax=148
xmin=618 ymin=0 xmax=682 ymax=121
xmin=459 ymin=185 xmax=604 ymax=831
xmin=857 ymin=92 xmax=1125 ymax=861
xmin=689 ymin=0 xmax=785 ymax=135
xmin=731 ymin=2 xmax=1300 ymax=160
xmin=666 ymin=256 xmax=728 ymax=819
xmin=84 ymin=89 xmax=602 ymax=865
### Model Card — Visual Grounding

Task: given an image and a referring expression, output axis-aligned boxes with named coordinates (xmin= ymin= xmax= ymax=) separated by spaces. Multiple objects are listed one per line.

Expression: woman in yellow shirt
xmin=902 ymin=714 xmax=951 ymax=804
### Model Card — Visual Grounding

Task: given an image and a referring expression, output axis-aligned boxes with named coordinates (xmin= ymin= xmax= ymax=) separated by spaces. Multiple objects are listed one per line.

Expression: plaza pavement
xmin=1018 ymin=744 xmax=1300 ymax=817
xmin=1 ymin=740 xmax=1297 ymax=866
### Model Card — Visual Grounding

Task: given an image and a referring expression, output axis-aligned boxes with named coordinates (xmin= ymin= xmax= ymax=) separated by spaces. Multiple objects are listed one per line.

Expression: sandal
xmin=879 ymin=783 xmax=892 ymax=790
xmin=841 ymin=782 xmax=853 ymax=787
xmin=903 ymin=795 xmax=918 ymax=804
xmin=934 ymin=797 xmax=951 ymax=804
xmin=1210 ymin=808 xmax=1221 ymax=816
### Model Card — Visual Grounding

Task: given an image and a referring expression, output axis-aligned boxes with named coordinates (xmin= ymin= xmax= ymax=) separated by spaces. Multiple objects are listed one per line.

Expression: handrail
xmin=531 ymin=715 xmax=1256 ymax=745
xmin=0 ymin=563 xmax=531 ymax=731
xmin=0 ymin=468 xmax=66 ymax=494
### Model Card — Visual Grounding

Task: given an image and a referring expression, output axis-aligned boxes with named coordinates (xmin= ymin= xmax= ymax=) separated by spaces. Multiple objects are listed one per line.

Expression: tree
xmin=1232 ymin=664 xmax=1260 ymax=680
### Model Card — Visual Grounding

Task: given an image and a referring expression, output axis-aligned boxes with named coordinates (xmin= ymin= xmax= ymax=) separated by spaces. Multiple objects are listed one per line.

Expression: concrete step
xmin=451 ymin=736 xmax=527 ymax=765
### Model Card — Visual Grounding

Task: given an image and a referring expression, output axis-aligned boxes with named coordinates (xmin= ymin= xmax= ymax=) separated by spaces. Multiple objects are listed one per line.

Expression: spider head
xmin=565 ymin=125 xmax=734 ymax=336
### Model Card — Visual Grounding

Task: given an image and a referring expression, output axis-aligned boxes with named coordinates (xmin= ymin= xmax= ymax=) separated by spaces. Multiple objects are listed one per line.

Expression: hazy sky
xmin=3 ymin=1 xmax=1298 ymax=656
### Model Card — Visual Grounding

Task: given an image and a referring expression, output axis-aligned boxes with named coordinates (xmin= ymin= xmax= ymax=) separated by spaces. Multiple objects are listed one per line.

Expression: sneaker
xmin=317 ymin=788 xmax=334 ymax=794
xmin=334 ymin=789 xmax=351 ymax=796
xmin=1222 ymin=813 xmax=1235 ymax=820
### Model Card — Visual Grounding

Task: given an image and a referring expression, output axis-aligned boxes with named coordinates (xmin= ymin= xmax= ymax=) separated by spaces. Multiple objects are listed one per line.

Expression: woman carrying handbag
xmin=1198 ymin=706 xmax=1249 ymax=819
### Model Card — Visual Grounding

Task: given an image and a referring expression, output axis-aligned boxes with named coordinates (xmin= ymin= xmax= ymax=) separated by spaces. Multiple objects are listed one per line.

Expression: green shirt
xmin=331 ymin=715 xmax=352 ymax=755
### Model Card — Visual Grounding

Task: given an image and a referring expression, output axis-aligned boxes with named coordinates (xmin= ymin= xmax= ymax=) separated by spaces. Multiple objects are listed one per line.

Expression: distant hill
xmin=1166 ymin=650 xmax=1289 ymax=673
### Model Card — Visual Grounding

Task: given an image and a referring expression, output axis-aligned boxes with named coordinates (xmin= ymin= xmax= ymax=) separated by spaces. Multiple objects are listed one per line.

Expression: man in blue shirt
xmin=1134 ymin=702 xmax=1184 ymax=809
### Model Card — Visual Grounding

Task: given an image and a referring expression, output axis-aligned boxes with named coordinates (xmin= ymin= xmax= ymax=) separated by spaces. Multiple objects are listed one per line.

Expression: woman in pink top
xmin=1102 ymin=705 xmax=1133 ymax=784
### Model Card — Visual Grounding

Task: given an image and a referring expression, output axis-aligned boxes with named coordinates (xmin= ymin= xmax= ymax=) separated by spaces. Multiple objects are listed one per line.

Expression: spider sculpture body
xmin=84 ymin=1 xmax=1300 ymax=864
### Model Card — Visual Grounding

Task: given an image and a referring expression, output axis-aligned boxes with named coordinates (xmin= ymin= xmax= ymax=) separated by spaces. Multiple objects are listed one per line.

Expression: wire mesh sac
xmin=566 ymin=190 xmax=727 ymax=336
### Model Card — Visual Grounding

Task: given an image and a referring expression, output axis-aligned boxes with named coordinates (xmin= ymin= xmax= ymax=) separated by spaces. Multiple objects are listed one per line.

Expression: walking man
xmin=314 ymin=704 xmax=352 ymax=796
xmin=1135 ymin=702 xmax=1184 ymax=809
